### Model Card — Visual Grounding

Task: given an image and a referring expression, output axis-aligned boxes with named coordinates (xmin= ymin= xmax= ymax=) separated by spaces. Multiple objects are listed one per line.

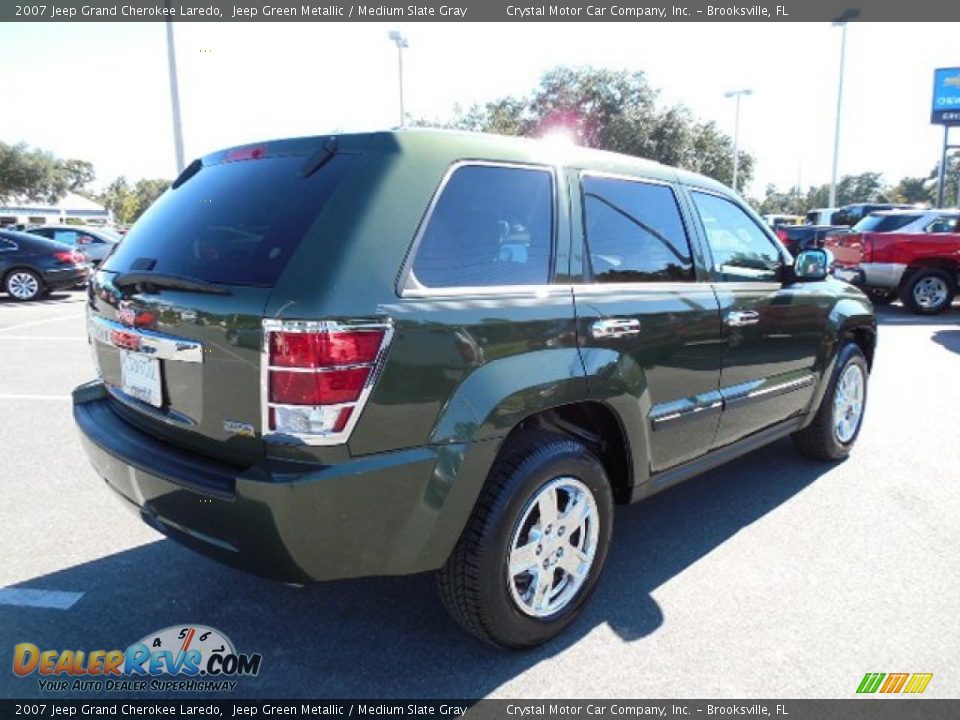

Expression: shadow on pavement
xmin=873 ymin=304 xmax=959 ymax=326
xmin=0 ymin=291 xmax=80 ymax=306
xmin=932 ymin=329 xmax=960 ymax=355
xmin=1 ymin=438 xmax=832 ymax=700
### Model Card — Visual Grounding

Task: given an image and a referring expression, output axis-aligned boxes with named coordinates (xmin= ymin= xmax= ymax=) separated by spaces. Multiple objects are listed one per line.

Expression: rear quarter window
xmin=102 ymin=153 xmax=358 ymax=286
xmin=405 ymin=164 xmax=554 ymax=290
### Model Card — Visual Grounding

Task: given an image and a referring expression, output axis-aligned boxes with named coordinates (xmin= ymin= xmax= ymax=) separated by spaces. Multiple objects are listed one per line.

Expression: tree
xmin=0 ymin=142 xmax=70 ymax=203
xmin=62 ymin=159 xmax=96 ymax=192
xmin=421 ymin=66 xmax=753 ymax=189
xmin=98 ymin=176 xmax=170 ymax=224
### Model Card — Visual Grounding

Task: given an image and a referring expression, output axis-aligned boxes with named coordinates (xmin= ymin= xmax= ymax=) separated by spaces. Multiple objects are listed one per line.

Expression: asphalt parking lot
xmin=0 ymin=292 xmax=958 ymax=700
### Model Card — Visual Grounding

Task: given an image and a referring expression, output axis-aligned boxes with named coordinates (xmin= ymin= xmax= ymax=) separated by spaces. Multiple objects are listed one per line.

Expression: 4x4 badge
xmin=223 ymin=420 xmax=255 ymax=438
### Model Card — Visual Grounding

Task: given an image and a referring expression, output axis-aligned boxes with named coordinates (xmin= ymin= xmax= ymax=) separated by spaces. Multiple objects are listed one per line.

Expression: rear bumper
xmin=42 ymin=266 xmax=88 ymax=288
xmin=73 ymin=381 xmax=489 ymax=583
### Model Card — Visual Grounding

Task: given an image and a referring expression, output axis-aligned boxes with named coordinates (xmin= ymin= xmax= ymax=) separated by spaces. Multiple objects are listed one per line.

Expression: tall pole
xmin=829 ymin=22 xmax=849 ymax=209
xmin=389 ymin=31 xmax=408 ymax=128
xmin=936 ymin=125 xmax=949 ymax=208
xmin=724 ymin=88 xmax=751 ymax=194
xmin=397 ymin=43 xmax=405 ymax=127
xmin=165 ymin=16 xmax=185 ymax=174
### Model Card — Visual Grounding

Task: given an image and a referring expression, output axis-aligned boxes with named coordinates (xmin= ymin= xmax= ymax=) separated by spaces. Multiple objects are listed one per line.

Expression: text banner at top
xmin=5 ymin=0 xmax=960 ymax=23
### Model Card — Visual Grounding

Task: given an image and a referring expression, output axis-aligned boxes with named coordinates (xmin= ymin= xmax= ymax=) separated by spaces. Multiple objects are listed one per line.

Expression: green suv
xmin=74 ymin=130 xmax=876 ymax=648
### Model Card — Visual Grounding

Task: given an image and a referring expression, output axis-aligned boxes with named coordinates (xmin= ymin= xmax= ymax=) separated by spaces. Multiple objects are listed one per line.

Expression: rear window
xmin=102 ymin=153 xmax=357 ymax=286
xmin=852 ymin=214 xmax=920 ymax=233
xmin=406 ymin=164 xmax=553 ymax=290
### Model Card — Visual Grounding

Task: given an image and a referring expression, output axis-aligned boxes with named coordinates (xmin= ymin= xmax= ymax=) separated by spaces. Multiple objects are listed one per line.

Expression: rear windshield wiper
xmin=113 ymin=272 xmax=230 ymax=295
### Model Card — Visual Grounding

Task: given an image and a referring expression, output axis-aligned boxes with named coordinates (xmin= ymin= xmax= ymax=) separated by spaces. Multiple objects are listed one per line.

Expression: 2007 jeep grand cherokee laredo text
xmin=74 ymin=130 xmax=876 ymax=648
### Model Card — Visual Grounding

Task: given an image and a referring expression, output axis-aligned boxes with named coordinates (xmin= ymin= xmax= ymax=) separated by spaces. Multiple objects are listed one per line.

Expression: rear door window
xmin=406 ymin=164 xmax=553 ymax=290
xmin=581 ymin=176 xmax=693 ymax=283
xmin=102 ymin=153 xmax=358 ymax=286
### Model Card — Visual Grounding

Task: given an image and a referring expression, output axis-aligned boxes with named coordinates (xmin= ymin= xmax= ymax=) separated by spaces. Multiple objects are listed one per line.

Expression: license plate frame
xmin=121 ymin=351 xmax=163 ymax=408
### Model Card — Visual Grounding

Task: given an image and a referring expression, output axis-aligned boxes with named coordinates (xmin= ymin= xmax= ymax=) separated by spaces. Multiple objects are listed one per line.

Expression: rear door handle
xmin=725 ymin=310 xmax=761 ymax=327
xmin=591 ymin=318 xmax=642 ymax=339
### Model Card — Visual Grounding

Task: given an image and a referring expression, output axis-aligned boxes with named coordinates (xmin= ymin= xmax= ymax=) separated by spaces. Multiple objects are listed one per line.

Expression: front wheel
xmin=792 ymin=342 xmax=869 ymax=461
xmin=437 ymin=431 xmax=613 ymax=648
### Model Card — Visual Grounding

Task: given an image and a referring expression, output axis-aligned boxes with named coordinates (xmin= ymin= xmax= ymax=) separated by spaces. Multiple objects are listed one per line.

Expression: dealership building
xmin=0 ymin=192 xmax=110 ymax=226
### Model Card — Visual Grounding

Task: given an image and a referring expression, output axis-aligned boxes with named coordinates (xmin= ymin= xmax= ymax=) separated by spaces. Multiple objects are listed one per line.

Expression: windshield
xmin=852 ymin=214 xmax=920 ymax=233
xmin=102 ymin=153 xmax=357 ymax=286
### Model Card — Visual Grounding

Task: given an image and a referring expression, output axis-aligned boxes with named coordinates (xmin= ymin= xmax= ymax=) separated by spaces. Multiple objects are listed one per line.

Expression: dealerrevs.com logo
xmin=13 ymin=625 xmax=262 ymax=693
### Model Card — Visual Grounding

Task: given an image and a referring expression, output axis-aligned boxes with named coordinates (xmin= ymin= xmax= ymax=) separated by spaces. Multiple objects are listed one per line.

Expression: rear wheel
xmin=899 ymin=269 xmax=955 ymax=315
xmin=5 ymin=269 xmax=43 ymax=301
xmin=437 ymin=431 xmax=613 ymax=648
xmin=793 ymin=342 xmax=868 ymax=461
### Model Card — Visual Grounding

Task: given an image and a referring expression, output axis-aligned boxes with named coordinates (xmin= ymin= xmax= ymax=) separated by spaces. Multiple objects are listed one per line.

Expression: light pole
xmin=163 ymin=6 xmax=185 ymax=174
xmin=724 ymin=88 xmax=752 ymax=194
xmin=388 ymin=31 xmax=408 ymax=128
xmin=829 ymin=9 xmax=860 ymax=209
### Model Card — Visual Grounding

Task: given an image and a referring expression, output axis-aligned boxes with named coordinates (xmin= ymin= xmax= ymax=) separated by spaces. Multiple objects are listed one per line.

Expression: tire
xmin=866 ymin=289 xmax=896 ymax=306
xmin=437 ymin=430 xmax=614 ymax=649
xmin=792 ymin=342 xmax=869 ymax=461
xmin=899 ymin=268 xmax=955 ymax=315
xmin=4 ymin=269 xmax=44 ymax=301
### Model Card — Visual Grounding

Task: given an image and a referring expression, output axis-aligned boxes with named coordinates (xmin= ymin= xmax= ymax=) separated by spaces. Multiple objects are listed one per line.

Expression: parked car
xmin=0 ymin=229 xmax=89 ymax=301
xmin=774 ymin=224 xmax=848 ymax=255
xmin=26 ymin=224 xmax=120 ymax=266
xmin=763 ymin=213 xmax=803 ymax=228
xmin=73 ymin=130 xmax=876 ymax=648
xmin=849 ymin=208 xmax=959 ymax=235
xmin=805 ymin=208 xmax=839 ymax=225
xmin=828 ymin=220 xmax=960 ymax=314
xmin=830 ymin=203 xmax=916 ymax=228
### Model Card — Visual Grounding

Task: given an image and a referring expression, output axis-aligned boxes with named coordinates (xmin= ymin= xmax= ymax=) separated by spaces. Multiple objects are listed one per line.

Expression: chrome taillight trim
xmin=260 ymin=319 xmax=395 ymax=446
xmin=88 ymin=315 xmax=204 ymax=364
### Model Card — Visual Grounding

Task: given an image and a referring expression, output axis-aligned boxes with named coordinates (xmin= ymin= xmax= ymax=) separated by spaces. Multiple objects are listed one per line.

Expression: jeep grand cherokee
xmin=74 ymin=130 xmax=876 ymax=648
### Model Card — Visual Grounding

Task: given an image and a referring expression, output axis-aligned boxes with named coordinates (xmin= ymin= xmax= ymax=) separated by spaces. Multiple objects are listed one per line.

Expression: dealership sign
xmin=931 ymin=67 xmax=960 ymax=125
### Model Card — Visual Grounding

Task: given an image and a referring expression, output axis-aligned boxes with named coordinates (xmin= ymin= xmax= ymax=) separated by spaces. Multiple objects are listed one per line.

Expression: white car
xmin=851 ymin=208 xmax=960 ymax=235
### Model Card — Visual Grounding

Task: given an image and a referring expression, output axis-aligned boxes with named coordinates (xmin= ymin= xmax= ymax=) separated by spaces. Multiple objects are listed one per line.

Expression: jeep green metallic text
xmin=74 ymin=130 xmax=876 ymax=648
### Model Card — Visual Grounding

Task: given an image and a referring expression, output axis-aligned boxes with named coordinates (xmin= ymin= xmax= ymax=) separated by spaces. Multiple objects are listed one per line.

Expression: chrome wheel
xmin=912 ymin=276 xmax=949 ymax=310
xmin=507 ymin=476 xmax=599 ymax=618
xmin=7 ymin=271 xmax=40 ymax=300
xmin=833 ymin=363 xmax=865 ymax=444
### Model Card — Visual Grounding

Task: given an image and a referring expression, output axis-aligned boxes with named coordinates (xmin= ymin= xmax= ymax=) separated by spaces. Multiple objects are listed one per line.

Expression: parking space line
xmin=0 ymin=588 xmax=84 ymax=610
xmin=0 ymin=394 xmax=71 ymax=401
xmin=0 ymin=313 xmax=85 ymax=333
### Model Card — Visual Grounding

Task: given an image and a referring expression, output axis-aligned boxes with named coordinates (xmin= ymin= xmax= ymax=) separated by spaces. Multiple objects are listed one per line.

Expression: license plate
xmin=121 ymin=352 xmax=163 ymax=408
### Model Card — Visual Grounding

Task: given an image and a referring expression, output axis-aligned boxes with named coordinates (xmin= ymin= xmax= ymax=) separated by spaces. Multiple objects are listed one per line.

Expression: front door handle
xmin=591 ymin=318 xmax=642 ymax=339
xmin=725 ymin=310 xmax=761 ymax=327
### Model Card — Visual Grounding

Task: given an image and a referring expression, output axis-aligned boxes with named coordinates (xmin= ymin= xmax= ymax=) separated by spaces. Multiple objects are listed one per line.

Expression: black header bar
xmin=4 ymin=0 xmax=960 ymax=23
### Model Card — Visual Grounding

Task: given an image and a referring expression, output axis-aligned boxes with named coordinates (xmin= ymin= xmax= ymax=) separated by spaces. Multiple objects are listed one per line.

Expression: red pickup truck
xmin=828 ymin=230 xmax=960 ymax=314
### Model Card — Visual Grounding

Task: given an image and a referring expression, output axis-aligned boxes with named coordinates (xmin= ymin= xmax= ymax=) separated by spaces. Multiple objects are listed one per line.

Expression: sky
xmin=1 ymin=21 xmax=957 ymax=198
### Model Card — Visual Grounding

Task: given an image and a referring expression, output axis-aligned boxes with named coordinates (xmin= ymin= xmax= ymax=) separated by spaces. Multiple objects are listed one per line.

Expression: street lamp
xmin=724 ymin=88 xmax=752 ymax=194
xmin=388 ymin=31 xmax=409 ymax=128
xmin=164 ymin=1 xmax=185 ymax=174
xmin=829 ymin=9 xmax=860 ymax=209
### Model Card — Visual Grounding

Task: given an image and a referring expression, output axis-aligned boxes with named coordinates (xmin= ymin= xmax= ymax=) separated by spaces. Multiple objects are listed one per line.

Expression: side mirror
xmin=794 ymin=248 xmax=832 ymax=282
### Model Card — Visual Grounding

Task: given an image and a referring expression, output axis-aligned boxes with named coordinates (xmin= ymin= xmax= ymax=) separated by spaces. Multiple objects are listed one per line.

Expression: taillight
xmin=861 ymin=235 xmax=873 ymax=263
xmin=224 ymin=144 xmax=268 ymax=162
xmin=775 ymin=228 xmax=788 ymax=243
xmin=262 ymin=320 xmax=392 ymax=444
xmin=54 ymin=250 xmax=84 ymax=265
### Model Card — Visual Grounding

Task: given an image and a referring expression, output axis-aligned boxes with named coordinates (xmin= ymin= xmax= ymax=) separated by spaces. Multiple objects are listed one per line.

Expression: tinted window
xmin=582 ymin=176 xmax=693 ymax=283
xmin=409 ymin=165 xmax=553 ymax=288
xmin=691 ymin=191 xmax=782 ymax=282
xmin=927 ymin=217 xmax=959 ymax=233
xmin=852 ymin=214 xmax=920 ymax=233
xmin=103 ymin=153 xmax=357 ymax=286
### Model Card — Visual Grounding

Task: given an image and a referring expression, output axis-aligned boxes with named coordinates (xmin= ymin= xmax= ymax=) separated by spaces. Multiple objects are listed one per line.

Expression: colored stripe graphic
xmin=857 ymin=673 xmax=885 ymax=693
xmin=904 ymin=673 xmax=933 ymax=694
xmin=880 ymin=673 xmax=909 ymax=693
